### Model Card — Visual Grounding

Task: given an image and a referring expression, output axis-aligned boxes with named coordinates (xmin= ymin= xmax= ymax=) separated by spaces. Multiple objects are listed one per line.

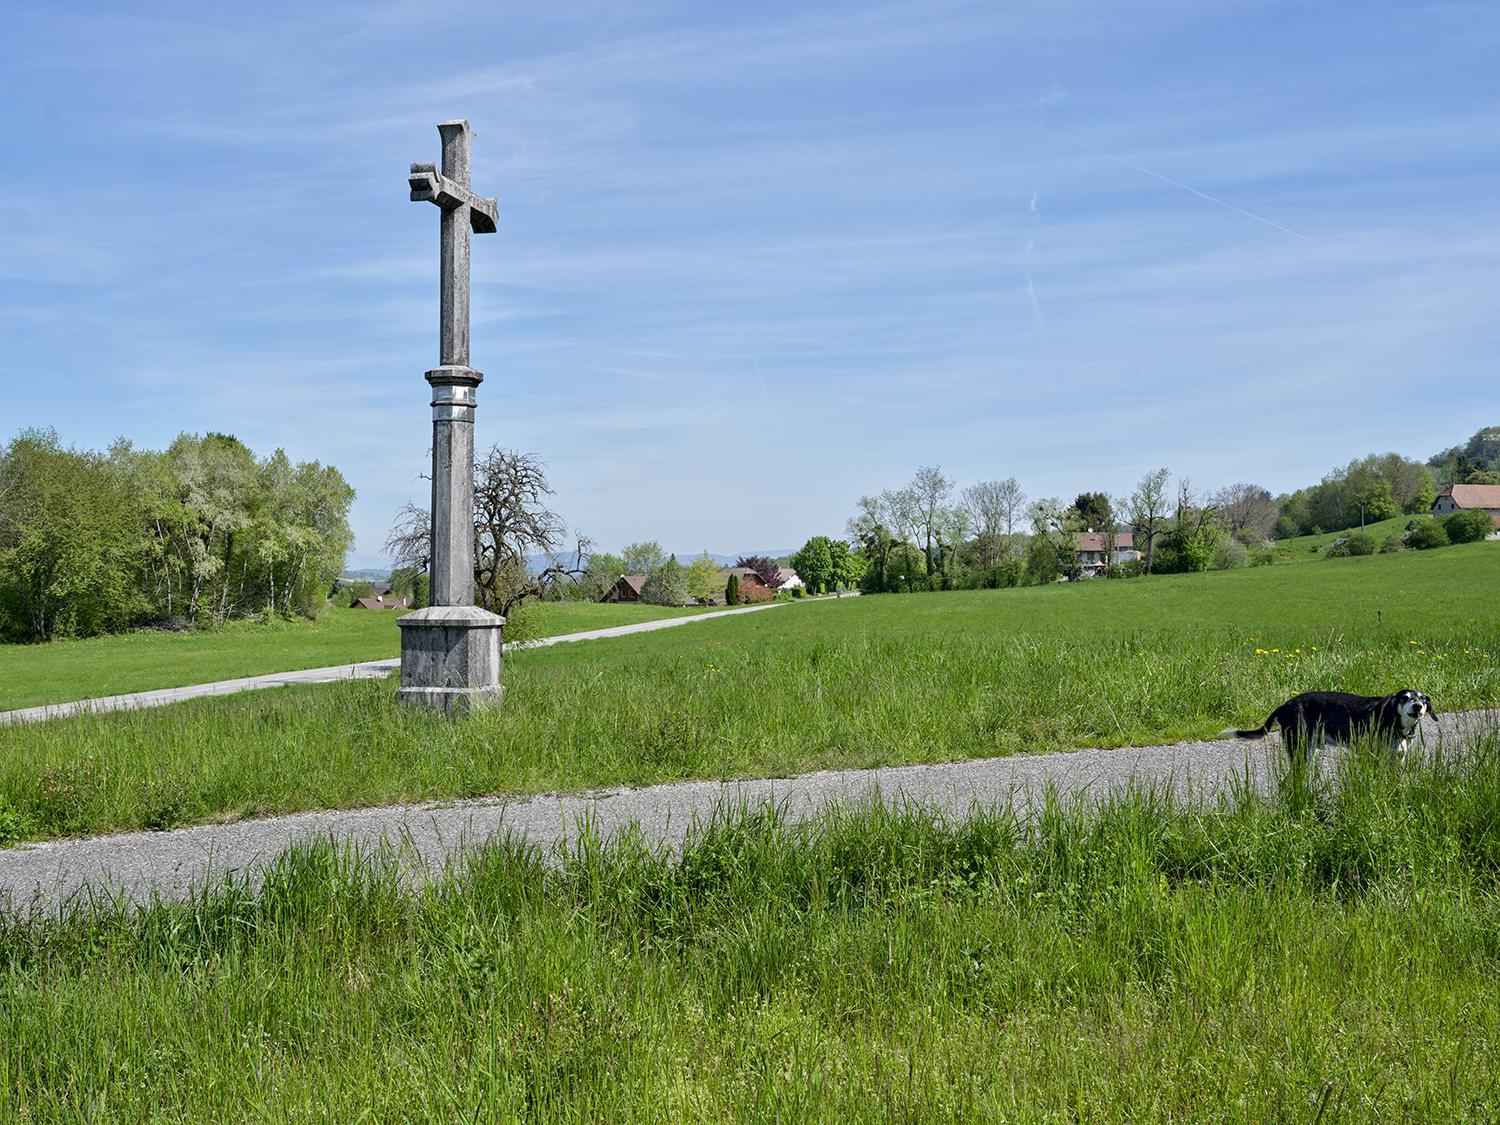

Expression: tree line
xmin=835 ymin=424 xmax=1497 ymax=593
xmin=0 ymin=429 xmax=354 ymax=641
xmin=1275 ymin=427 xmax=1498 ymax=538
xmin=384 ymin=427 xmax=1497 ymax=620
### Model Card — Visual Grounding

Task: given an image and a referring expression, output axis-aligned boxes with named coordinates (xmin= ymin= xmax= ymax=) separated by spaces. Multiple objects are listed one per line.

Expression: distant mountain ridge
xmin=340 ymin=568 xmax=393 ymax=583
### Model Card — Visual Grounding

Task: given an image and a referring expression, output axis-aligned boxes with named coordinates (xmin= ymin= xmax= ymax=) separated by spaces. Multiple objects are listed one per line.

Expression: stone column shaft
xmin=426 ymin=369 xmax=480 ymax=607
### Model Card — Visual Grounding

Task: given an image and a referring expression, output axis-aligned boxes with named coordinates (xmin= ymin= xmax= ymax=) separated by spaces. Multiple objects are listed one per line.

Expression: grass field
xmin=0 ymin=602 xmax=708 ymax=712
xmin=1 ymin=543 xmax=1495 ymax=843
xmin=4 ymin=738 xmax=1498 ymax=1120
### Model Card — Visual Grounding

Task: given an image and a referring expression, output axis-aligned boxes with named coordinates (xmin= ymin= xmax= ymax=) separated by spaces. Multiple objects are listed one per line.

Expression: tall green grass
xmin=2 ymin=548 xmax=1497 ymax=842
xmin=0 ymin=624 xmax=1494 ymax=844
xmin=4 ymin=734 xmax=1498 ymax=1120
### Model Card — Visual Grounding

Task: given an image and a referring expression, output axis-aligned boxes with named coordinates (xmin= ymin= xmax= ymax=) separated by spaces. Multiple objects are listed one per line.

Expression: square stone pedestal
xmin=396 ymin=605 xmax=506 ymax=714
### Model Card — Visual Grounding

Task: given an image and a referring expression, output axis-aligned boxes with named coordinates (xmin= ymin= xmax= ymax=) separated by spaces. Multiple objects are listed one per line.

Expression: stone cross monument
xmin=396 ymin=120 xmax=506 ymax=713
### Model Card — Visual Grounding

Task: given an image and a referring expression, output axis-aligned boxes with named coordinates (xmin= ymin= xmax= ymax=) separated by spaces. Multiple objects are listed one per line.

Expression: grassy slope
xmin=0 ymin=602 xmax=708 ymax=711
xmin=4 ymin=743 xmax=1499 ymax=1120
xmin=1273 ymin=514 xmax=1411 ymax=561
xmin=1 ymin=543 xmax=1495 ymax=841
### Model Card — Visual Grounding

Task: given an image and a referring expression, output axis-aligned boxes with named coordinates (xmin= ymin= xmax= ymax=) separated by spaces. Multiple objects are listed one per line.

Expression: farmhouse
xmin=720 ymin=566 xmax=775 ymax=603
xmin=351 ymin=594 xmax=411 ymax=610
xmin=1073 ymin=530 xmax=1140 ymax=578
xmin=599 ymin=565 xmax=798 ymax=605
xmin=600 ymin=574 xmax=648 ymax=603
xmin=1432 ymin=484 xmax=1500 ymax=532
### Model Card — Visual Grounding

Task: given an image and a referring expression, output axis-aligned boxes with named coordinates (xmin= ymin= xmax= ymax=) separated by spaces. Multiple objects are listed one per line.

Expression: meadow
xmin=1 ymin=543 xmax=1495 ymax=843
xmin=1272 ymin=514 xmax=1412 ymax=561
xmin=0 ymin=601 xmax=707 ymax=712
xmin=3 ymin=737 xmax=1498 ymax=1120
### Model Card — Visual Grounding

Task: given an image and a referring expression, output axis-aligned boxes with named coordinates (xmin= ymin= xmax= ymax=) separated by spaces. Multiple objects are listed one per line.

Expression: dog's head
xmin=1389 ymin=689 xmax=1433 ymax=726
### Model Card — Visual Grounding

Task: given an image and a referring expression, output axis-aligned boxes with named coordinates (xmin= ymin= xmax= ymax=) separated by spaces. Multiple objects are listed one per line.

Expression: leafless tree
xmin=383 ymin=501 xmax=431 ymax=573
xmin=1125 ymin=467 xmax=1171 ymax=574
xmin=1208 ymin=482 xmax=1277 ymax=543
xmin=385 ymin=448 xmax=589 ymax=617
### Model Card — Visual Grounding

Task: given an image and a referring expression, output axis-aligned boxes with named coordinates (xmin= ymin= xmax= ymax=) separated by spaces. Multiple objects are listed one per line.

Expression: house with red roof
xmin=1072 ymin=529 xmax=1140 ymax=577
xmin=1432 ymin=484 xmax=1500 ymax=533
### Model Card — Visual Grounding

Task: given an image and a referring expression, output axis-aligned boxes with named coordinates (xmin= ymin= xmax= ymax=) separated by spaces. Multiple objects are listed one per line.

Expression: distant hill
xmin=672 ymin=550 xmax=799 ymax=567
xmin=339 ymin=568 xmax=392 ymax=583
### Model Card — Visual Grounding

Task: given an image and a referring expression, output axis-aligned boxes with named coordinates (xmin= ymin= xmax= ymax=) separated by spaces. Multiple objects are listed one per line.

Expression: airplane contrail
xmin=1050 ymin=128 xmax=1321 ymax=246
xmin=1026 ymin=189 xmax=1050 ymax=334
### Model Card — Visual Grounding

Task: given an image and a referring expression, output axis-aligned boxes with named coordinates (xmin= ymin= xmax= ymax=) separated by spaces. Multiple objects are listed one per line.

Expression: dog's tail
xmin=1221 ymin=724 xmax=1270 ymax=740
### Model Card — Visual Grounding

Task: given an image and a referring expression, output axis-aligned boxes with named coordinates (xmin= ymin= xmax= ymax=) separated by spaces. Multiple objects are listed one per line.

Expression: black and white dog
xmin=1228 ymin=690 xmax=1432 ymax=762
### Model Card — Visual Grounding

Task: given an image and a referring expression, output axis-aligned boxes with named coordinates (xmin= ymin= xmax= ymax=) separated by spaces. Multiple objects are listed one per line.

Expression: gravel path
xmin=0 ymin=601 xmax=794 ymax=727
xmin=4 ymin=708 xmax=1494 ymax=917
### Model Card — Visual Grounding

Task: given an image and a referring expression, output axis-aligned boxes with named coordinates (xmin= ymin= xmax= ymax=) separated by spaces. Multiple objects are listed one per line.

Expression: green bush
xmin=1111 ymin=559 xmax=1145 ymax=579
xmin=1023 ymin=536 xmax=1058 ymax=585
xmin=1443 ymin=508 xmax=1495 ymax=544
xmin=985 ymin=559 xmax=1025 ymax=588
xmin=0 ymin=798 xmax=24 ymax=847
xmin=1210 ymin=539 xmax=1248 ymax=570
xmin=1345 ymin=532 xmax=1375 ymax=556
xmin=501 ymin=599 xmax=541 ymax=643
xmin=1405 ymin=519 xmax=1450 ymax=550
xmin=1380 ymin=535 xmax=1404 ymax=554
xmin=725 ymin=574 xmax=740 ymax=606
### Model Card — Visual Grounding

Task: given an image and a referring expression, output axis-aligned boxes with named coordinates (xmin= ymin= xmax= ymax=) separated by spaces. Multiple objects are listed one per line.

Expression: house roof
xmin=773 ymin=567 xmax=802 ymax=587
xmin=1074 ymin=530 xmax=1135 ymax=552
xmin=352 ymin=595 xmax=408 ymax=610
xmin=616 ymin=574 xmax=647 ymax=595
xmin=720 ymin=567 xmax=769 ymax=586
xmin=1438 ymin=484 xmax=1500 ymax=510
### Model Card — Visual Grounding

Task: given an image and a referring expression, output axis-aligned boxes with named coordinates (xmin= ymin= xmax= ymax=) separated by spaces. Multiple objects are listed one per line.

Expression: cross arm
xmin=408 ymin=163 xmax=499 ymax=234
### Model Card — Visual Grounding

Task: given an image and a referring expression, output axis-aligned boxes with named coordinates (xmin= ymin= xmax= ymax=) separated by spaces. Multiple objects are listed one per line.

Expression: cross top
xmin=408 ymin=119 xmax=498 ymax=233
xmin=408 ymin=119 xmax=498 ymax=370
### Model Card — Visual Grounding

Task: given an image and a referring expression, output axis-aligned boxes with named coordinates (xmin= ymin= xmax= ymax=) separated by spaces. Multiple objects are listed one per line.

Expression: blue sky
xmin=4 ymin=1 xmax=1497 ymax=567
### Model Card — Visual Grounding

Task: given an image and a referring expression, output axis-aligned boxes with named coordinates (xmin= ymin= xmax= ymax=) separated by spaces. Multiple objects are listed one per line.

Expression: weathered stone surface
xmin=397 ymin=605 xmax=505 ymax=715
xmin=401 ymin=119 xmax=504 ymax=713
xmin=424 ymin=366 xmax=482 ymax=608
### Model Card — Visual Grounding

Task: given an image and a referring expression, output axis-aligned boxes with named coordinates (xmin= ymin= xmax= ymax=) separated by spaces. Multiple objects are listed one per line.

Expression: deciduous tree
xmin=686 ymin=551 xmax=723 ymax=603
xmin=909 ymin=465 xmax=953 ymax=576
xmin=641 ymin=557 xmax=688 ymax=606
xmin=1126 ymin=467 xmax=1171 ymax=574
xmin=791 ymin=536 xmax=835 ymax=593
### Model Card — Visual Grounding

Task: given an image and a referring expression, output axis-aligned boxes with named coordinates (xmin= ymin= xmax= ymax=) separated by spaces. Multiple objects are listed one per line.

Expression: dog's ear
xmin=1424 ymin=693 xmax=1437 ymax=717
